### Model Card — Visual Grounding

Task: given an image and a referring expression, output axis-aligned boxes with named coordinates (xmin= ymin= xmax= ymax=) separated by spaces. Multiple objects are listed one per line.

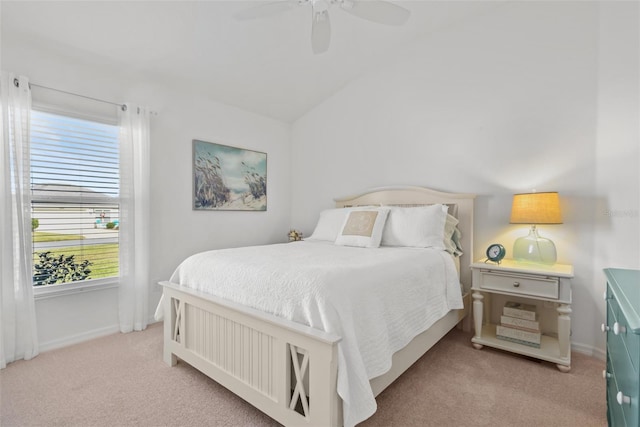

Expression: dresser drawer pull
xmin=613 ymin=322 xmax=626 ymax=335
xmin=601 ymin=323 xmax=610 ymax=333
xmin=602 ymin=370 xmax=611 ymax=379
xmin=617 ymin=391 xmax=631 ymax=405
xmin=512 ymin=281 xmax=520 ymax=288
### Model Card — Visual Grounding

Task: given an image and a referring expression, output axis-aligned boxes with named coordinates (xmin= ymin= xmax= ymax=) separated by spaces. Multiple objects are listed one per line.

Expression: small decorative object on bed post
xmin=288 ymin=229 xmax=303 ymax=242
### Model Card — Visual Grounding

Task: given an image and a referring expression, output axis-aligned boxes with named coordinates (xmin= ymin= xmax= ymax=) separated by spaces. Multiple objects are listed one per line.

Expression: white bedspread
xmin=156 ymin=241 xmax=462 ymax=427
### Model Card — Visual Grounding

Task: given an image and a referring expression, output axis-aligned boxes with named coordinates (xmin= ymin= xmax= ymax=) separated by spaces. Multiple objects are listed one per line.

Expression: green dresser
xmin=604 ymin=268 xmax=640 ymax=427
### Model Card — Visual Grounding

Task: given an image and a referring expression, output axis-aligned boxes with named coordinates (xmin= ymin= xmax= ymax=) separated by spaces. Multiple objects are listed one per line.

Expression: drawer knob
xmin=601 ymin=323 xmax=610 ymax=333
xmin=617 ymin=391 xmax=631 ymax=405
xmin=513 ymin=281 xmax=520 ymax=288
xmin=613 ymin=322 xmax=626 ymax=335
xmin=602 ymin=370 xmax=611 ymax=379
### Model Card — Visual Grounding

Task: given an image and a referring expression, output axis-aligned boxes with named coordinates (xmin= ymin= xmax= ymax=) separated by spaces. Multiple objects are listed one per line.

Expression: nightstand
xmin=470 ymin=259 xmax=574 ymax=372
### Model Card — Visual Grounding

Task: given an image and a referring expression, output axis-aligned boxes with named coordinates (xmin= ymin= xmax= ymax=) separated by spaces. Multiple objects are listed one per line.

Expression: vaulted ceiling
xmin=2 ymin=1 xmax=506 ymax=122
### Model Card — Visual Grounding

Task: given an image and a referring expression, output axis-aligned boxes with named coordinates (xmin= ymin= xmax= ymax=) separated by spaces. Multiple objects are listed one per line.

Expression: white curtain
xmin=0 ymin=73 xmax=39 ymax=369
xmin=118 ymin=104 xmax=151 ymax=333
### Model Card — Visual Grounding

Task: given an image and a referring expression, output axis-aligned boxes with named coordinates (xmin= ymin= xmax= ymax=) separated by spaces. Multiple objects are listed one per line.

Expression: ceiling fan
xmin=234 ymin=0 xmax=411 ymax=54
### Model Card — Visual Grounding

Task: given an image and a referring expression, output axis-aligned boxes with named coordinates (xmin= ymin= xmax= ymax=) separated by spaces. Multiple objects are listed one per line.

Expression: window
xmin=30 ymin=110 xmax=119 ymax=287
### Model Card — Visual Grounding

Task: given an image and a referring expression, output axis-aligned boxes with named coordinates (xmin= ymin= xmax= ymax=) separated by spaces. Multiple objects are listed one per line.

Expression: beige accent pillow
xmin=341 ymin=211 xmax=379 ymax=236
xmin=335 ymin=208 xmax=390 ymax=248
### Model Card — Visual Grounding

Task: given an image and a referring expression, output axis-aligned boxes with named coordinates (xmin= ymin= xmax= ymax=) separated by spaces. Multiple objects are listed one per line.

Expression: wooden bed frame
xmin=160 ymin=186 xmax=475 ymax=426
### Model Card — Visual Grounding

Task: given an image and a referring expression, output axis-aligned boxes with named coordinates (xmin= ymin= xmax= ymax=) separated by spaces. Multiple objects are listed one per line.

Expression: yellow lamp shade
xmin=510 ymin=192 xmax=562 ymax=225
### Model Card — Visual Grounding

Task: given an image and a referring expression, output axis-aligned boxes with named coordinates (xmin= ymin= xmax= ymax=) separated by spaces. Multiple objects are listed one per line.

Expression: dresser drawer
xmin=612 ymin=312 xmax=640 ymax=378
xmin=604 ymin=269 xmax=640 ymax=427
xmin=610 ymin=347 xmax=638 ymax=427
xmin=478 ymin=271 xmax=559 ymax=299
xmin=607 ymin=289 xmax=619 ymax=321
xmin=626 ymin=332 xmax=640 ymax=375
xmin=618 ymin=308 xmax=640 ymax=375
xmin=608 ymin=293 xmax=640 ymax=374
xmin=608 ymin=367 xmax=628 ymax=427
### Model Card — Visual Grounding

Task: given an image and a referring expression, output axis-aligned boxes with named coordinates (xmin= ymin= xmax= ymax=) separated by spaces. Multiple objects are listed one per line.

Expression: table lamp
xmin=510 ymin=192 xmax=562 ymax=264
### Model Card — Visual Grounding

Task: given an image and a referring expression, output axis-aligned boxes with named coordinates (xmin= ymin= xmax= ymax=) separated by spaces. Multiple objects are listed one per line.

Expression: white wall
xmin=2 ymin=36 xmax=292 ymax=350
xmin=587 ymin=1 xmax=640 ymax=355
xmin=3 ymin=1 xmax=637 ymax=357
xmin=593 ymin=1 xmax=640 ymax=294
xmin=291 ymin=1 xmax=639 ymax=357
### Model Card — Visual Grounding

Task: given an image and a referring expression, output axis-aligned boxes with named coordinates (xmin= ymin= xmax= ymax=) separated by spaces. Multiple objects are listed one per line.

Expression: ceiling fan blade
xmin=311 ymin=9 xmax=331 ymax=54
xmin=340 ymin=0 xmax=410 ymax=26
xmin=234 ymin=1 xmax=298 ymax=20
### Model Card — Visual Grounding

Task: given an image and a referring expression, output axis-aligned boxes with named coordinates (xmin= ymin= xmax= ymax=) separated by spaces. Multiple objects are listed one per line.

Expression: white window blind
xmin=30 ymin=110 xmax=120 ymax=286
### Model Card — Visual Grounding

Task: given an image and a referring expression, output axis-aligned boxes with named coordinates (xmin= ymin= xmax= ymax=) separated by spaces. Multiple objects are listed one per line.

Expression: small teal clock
xmin=486 ymin=243 xmax=506 ymax=264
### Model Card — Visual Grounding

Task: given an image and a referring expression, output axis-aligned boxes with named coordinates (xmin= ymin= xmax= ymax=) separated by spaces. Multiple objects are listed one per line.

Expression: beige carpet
xmin=1 ymin=323 xmax=606 ymax=427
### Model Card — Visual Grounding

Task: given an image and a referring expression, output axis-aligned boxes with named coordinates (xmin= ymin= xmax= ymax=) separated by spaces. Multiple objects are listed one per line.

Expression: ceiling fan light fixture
xmin=339 ymin=0 xmax=355 ymax=10
xmin=312 ymin=0 xmax=330 ymax=13
xmin=235 ymin=0 xmax=411 ymax=54
xmin=314 ymin=10 xmax=329 ymax=23
xmin=311 ymin=8 xmax=331 ymax=54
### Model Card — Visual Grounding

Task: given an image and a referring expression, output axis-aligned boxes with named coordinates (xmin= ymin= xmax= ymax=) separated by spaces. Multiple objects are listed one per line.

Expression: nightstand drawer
xmin=479 ymin=271 xmax=559 ymax=299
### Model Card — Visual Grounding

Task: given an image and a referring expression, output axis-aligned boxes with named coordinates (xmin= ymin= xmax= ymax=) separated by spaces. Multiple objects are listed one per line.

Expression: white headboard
xmin=334 ymin=186 xmax=476 ymax=290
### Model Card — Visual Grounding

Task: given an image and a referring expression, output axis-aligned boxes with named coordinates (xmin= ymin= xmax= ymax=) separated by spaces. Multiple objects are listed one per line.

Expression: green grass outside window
xmin=32 ymin=243 xmax=119 ymax=283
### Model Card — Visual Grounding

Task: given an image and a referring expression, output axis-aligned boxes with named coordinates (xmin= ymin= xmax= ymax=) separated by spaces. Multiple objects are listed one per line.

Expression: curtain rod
xmin=14 ymin=78 xmax=155 ymax=114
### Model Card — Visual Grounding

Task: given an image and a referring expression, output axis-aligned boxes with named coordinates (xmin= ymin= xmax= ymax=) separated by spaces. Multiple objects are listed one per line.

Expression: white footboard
xmin=161 ymin=281 xmax=343 ymax=427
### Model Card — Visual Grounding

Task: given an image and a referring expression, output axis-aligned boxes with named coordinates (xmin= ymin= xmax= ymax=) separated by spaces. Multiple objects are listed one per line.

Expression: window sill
xmin=33 ymin=278 xmax=119 ymax=300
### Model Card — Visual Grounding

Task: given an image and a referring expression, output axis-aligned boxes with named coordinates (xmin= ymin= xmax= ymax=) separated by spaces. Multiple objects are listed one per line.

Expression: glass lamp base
xmin=513 ymin=226 xmax=557 ymax=264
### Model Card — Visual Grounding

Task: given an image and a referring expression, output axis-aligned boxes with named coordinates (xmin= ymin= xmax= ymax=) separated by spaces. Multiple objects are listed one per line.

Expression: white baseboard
xmin=37 ymin=320 xmax=607 ymax=364
xmin=39 ymin=317 xmax=163 ymax=353
xmin=38 ymin=324 xmax=120 ymax=353
xmin=572 ymin=341 xmax=606 ymax=361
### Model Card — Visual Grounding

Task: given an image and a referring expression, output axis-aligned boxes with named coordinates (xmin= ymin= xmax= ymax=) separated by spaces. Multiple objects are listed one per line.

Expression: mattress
xmin=156 ymin=240 xmax=463 ymax=426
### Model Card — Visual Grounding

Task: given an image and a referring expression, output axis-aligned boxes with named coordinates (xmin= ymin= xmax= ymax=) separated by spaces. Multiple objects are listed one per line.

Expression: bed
xmin=157 ymin=186 xmax=475 ymax=426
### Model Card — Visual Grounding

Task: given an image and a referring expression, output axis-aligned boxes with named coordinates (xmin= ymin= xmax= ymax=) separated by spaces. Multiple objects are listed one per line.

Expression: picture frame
xmin=192 ymin=139 xmax=267 ymax=211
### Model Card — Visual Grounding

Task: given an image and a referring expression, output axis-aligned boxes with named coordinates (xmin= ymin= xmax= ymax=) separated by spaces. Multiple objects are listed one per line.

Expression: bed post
xmin=163 ymin=293 xmax=178 ymax=366
xmin=303 ymin=340 xmax=342 ymax=426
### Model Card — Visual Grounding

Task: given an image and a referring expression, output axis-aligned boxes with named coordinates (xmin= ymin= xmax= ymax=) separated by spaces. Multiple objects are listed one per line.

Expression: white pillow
xmin=381 ymin=204 xmax=448 ymax=249
xmin=335 ymin=208 xmax=390 ymax=248
xmin=306 ymin=208 xmax=348 ymax=242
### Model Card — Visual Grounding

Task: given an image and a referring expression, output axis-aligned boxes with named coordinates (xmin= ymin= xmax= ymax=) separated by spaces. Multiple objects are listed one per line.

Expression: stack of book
xmin=496 ymin=301 xmax=541 ymax=348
